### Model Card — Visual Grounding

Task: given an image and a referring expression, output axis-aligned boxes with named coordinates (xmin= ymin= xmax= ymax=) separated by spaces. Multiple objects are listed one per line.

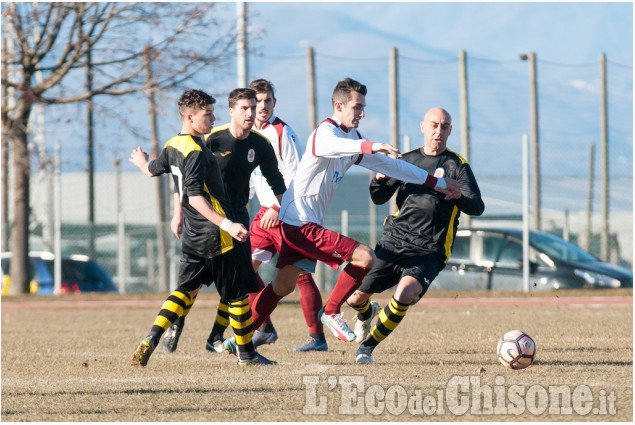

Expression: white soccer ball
xmin=496 ymin=330 xmax=536 ymax=370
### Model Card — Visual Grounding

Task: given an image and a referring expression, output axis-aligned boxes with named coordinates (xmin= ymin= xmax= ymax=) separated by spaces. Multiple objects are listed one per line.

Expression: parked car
xmin=1 ymin=251 xmax=119 ymax=295
xmin=433 ymin=227 xmax=633 ymax=291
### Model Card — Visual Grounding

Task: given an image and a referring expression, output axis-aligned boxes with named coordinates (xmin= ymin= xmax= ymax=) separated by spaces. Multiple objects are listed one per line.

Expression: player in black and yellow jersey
xmin=129 ymin=89 xmax=275 ymax=366
xmin=207 ymin=88 xmax=286 ymax=220
xmin=163 ymin=88 xmax=287 ymax=354
xmin=346 ymin=107 xmax=485 ymax=364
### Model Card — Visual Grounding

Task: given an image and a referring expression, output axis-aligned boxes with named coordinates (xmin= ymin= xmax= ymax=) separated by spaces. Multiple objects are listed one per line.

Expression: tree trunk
xmin=9 ymin=105 xmax=32 ymax=294
xmin=1 ymin=131 xmax=8 ymax=252
xmin=1 ymin=37 xmax=11 ymax=252
xmin=144 ymin=47 xmax=169 ymax=292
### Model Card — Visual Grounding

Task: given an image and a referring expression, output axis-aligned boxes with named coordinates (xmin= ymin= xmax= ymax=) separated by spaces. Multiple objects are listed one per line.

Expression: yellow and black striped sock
xmin=348 ymin=299 xmax=371 ymax=320
xmin=149 ymin=290 xmax=193 ymax=345
xmin=362 ymin=297 xmax=410 ymax=348
xmin=208 ymin=301 xmax=230 ymax=342
xmin=182 ymin=293 xmax=197 ymax=318
xmin=228 ymin=297 xmax=255 ymax=359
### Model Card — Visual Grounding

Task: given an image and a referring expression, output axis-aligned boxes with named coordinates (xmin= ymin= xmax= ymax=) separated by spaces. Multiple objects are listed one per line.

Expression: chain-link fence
xmin=4 ymin=47 xmax=632 ymax=294
xmin=19 ymin=204 xmax=631 ymax=294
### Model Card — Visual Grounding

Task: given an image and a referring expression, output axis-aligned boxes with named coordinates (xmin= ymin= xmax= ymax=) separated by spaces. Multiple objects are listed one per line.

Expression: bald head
xmin=420 ymin=108 xmax=452 ymax=156
xmin=424 ymin=108 xmax=452 ymax=125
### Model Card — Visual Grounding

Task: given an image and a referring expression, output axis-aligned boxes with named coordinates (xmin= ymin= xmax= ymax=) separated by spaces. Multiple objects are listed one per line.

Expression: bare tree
xmin=1 ymin=36 xmax=11 ymax=253
xmin=1 ymin=2 xmax=237 ymax=293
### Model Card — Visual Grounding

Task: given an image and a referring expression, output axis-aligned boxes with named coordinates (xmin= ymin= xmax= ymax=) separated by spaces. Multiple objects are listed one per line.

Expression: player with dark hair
xmin=162 ymin=87 xmax=287 ymax=354
xmin=347 ymin=107 xmax=485 ymax=364
xmin=226 ymin=78 xmax=462 ymax=350
xmin=246 ymin=78 xmax=327 ymax=351
xmin=129 ymin=89 xmax=275 ymax=366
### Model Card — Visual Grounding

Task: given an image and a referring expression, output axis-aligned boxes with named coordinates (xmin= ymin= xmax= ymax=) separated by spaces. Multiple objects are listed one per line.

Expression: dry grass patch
xmin=1 ymin=289 xmax=632 ymax=421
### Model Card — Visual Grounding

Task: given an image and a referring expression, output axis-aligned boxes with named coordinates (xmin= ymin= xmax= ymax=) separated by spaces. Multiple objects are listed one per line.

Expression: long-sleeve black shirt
xmin=370 ymin=147 xmax=485 ymax=261
xmin=150 ymin=134 xmax=234 ymax=258
xmin=205 ymin=125 xmax=286 ymax=214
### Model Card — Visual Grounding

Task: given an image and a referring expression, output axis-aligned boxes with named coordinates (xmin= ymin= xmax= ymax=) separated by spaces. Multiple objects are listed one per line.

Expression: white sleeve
xmin=357 ymin=153 xmax=430 ymax=185
xmin=279 ymin=125 xmax=301 ymax=186
xmin=248 ymin=172 xmax=257 ymax=200
xmin=311 ymin=123 xmax=370 ymax=158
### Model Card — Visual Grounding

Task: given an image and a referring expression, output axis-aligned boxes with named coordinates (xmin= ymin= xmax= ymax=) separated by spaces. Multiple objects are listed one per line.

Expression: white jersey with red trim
xmin=279 ymin=116 xmax=436 ymax=227
xmin=249 ymin=115 xmax=301 ymax=208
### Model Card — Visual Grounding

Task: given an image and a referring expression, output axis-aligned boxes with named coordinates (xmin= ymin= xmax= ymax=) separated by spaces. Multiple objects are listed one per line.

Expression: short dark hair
xmin=249 ymin=79 xmax=275 ymax=98
xmin=228 ymin=88 xmax=257 ymax=108
xmin=332 ymin=78 xmax=367 ymax=106
xmin=178 ymin=89 xmax=215 ymax=117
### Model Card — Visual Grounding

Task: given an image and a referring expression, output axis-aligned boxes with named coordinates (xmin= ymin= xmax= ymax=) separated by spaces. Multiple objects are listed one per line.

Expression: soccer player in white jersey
xmin=246 ymin=79 xmax=329 ymax=351
xmin=243 ymin=78 xmax=462 ymax=344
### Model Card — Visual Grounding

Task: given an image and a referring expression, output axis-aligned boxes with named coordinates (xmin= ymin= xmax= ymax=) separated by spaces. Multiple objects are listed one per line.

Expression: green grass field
xmin=1 ymin=289 xmax=632 ymax=422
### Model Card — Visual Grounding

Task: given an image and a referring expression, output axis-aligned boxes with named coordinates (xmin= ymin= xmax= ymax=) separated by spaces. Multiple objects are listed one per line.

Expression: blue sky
xmin=250 ymin=2 xmax=632 ymax=63
xmin=42 ymin=1 xmax=633 ymax=178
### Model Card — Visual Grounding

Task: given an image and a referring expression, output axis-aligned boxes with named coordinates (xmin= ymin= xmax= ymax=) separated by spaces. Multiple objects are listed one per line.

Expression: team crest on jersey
xmin=434 ymin=168 xmax=445 ymax=178
xmin=247 ymin=149 xmax=255 ymax=162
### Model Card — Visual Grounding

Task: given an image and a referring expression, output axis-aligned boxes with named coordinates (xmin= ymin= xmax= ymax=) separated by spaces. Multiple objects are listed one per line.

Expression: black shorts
xmin=177 ymin=243 xmax=259 ymax=302
xmin=358 ymin=242 xmax=446 ymax=303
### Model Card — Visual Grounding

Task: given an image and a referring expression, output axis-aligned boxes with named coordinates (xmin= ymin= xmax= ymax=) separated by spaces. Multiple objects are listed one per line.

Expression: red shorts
xmin=276 ymin=222 xmax=359 ymax=271
xmin=249 ymin=206 xmax=283 ymax=262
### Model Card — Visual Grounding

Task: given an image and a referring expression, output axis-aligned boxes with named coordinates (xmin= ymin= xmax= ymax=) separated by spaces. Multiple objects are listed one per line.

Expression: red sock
xmin=324 ymin=263 xmax=369 ymax=315
xmin=248 ymin=272 xmax=272 ymax=325
xmin=296 ymin=273 xmax=323 ymax=334
xmin=255 ymin=272 xmax=266 ymax=291
xmin=250 ymin=283 xmax=283 ymax=330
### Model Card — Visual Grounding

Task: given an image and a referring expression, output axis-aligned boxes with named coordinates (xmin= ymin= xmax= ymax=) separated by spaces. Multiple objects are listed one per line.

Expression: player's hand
xmin=372 ymin=143 xmax=401 ymax=157
xmin=435 ymin=177 xmax=462 ymax=200
xmin=259 ymin=207 xmax=279 ymax=230
xmin=375 ymin=172 xmax=389 ymax=180
xmin=129 ymin=146 xmax=149 ymax=168
xmin=170 ymin=214 xmax=182 ymax=240
xmin=228 ymin=222 xmax=250 ymax=242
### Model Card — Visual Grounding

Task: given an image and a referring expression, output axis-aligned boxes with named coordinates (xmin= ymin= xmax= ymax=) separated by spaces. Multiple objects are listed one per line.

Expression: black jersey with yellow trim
xmin=204 ymin=124 xmax=286 ymax=212
xmin=149 ymin=134 xmax=233 ymax=258
xmin=370 ymin=147 xmax=484 ymax=262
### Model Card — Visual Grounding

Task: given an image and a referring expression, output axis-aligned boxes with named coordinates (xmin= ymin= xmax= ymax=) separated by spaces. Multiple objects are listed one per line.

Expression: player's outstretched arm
xmin=358 ymin=153 xmax=434 ymax=187
xmin=359 ymin=153 xmax=462 ymax=199
xmin=371 ymin=143 xmax=401 ymax=157
xmin=312 ymin=123 xmax=379 ymax=157
xmin=188 ymin=195 xmax=249 ymax=242
xmin=129 ymin=146 xmax=153 ymax=178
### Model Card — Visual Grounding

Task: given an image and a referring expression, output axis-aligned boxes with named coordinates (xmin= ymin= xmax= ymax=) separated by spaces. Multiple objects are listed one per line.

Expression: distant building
xmin=7 ymin=172 xmax=631 ymax=291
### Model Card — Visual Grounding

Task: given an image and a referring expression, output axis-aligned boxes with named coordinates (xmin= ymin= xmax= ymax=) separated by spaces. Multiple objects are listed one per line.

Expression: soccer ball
xmin=496 ymin=330 xmax=536 ymax=369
